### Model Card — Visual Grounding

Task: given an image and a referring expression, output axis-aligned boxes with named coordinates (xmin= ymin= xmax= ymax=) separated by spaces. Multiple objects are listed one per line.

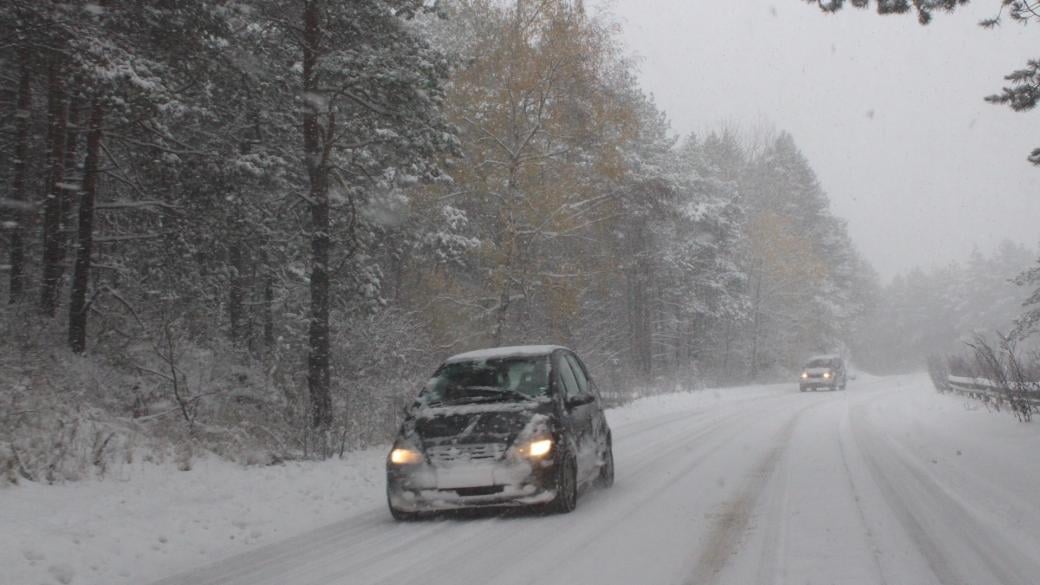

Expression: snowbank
xmin=1 ymin=450 xmax=386 ymax=585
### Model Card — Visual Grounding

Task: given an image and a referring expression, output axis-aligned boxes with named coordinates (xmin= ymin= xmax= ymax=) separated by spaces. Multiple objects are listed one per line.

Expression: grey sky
xmin=590 ymin=0 xmax=1038 ymax=281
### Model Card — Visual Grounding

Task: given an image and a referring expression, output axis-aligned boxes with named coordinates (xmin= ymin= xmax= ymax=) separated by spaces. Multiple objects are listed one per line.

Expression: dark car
xmin=799 ymin=354 xmax=847 ymax=392
xmin=386 ymin=345 xmax=614 ymax=520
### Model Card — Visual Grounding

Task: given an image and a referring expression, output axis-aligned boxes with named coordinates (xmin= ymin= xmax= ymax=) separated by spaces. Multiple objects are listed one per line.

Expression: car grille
xmin=427 ymin=443 xmax=506 ymax=464
xmin=452 ymin=486 xmax=504 ymax=497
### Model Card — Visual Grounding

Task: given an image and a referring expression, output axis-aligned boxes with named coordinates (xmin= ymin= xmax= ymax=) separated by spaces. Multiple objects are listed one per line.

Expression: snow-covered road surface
xmin=146 ymin=374 xmax=1040 ymax=585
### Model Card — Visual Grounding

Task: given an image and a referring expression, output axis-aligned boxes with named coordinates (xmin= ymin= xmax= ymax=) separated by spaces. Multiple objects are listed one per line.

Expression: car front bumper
xmin=387 ymin=458 xmax=558 ymax=512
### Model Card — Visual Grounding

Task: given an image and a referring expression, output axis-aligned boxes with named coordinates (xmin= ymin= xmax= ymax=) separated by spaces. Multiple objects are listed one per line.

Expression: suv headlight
xmin=800 ymin=372 xmax=809 ymax=379
xmin=823 ymin=371 xmax=831 ymax=379
xmin=518 ymin=437 xmax=553 ymax=459
xmin=389 ymin=441 xmax=423 ymax=465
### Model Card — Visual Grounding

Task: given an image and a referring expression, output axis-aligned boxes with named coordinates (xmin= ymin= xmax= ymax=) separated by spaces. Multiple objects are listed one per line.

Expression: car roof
xmin=807 ymin=354 xmax=842 ymax=362
xmin=444 ymin=345 xmax=570 ymax=363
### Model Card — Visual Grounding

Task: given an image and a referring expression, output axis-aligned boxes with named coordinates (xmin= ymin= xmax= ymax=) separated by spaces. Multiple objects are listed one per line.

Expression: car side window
xmin=556 ymin=354 xmax=581 ymax=401
xmin=564 ymin=354 xmax=590 ymax=396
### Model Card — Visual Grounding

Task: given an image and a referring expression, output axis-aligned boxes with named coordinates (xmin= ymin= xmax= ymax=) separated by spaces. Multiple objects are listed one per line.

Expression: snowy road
xmin=150 ymin=375 xmax=1040 ymax=585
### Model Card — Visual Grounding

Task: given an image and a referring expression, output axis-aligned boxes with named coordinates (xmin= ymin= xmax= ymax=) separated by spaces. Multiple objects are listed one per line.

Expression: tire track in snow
xmin=150 ymin=509 xmax=483 ymax=585
xmin=750 ymin=431 xmax=791 ymax=585
xmin=683 ymin=399 xmax=825 ymax=585
xmin=149 ymin=507 xmax=430 ymax=582
xmin=835 ymin=409 xmax=891 ymax=585
xmin=849 ymin=396 xmax=1039 ymax=585
xmin=608 ymin=388 xmax=795 ymax=451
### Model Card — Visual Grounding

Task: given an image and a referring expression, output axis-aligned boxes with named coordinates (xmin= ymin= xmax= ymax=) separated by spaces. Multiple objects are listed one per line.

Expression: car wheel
xmin=596 ymin=440 xmax=615 ymax=489
xmin=548 ymin=456 xmax=578 ymax=514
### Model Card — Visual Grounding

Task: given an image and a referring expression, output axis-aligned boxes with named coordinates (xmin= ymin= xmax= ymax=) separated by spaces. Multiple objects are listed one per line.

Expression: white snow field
xmin=4 ymin=373 xmax=1039 ymax=585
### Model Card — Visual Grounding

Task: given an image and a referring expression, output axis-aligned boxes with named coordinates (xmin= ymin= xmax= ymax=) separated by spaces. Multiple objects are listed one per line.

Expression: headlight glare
xmin=823 ymin=372 xmax=831 ymax=379
xmin=800 ymin=372 xmax=808 ymax=379
xmin=390 ymin=446 xmax=423 ymax=465
xmin=523 ymin=438 xmax=553 ymax=458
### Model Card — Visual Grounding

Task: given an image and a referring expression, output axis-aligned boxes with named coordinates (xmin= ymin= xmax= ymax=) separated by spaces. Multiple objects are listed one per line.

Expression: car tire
xmin=548 ymin=456 xmax=578 ymax=514
xmin=596 ymin=439 xmax=615 ymax=489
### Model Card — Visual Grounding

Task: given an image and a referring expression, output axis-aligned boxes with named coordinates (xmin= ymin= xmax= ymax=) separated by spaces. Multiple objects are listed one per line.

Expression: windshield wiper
xmin=458 ymin=385 xmax=536 ymax=403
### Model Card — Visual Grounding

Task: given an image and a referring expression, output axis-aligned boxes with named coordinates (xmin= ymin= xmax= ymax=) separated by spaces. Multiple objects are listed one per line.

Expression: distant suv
xmin=386 ymin=345 xmax=614 ymax=520
xmin=799 ymin=355 xmax=847 ymax=392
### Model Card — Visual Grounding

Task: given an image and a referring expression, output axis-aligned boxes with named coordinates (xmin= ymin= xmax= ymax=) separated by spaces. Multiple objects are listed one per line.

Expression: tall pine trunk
xmin=748 ymin=263 xmax=763 ymax=380
xmin=228 ymin=240 xmax=246 ymax=344
xmin=61 ymin=88 xmax=82 ymax=248
xmin=68 ymin=100 xmax=104 ymax=353
xmin=263 ymin=271 xmax=275 ymax=350
xmin=39 ymin=55 xmax=68 ymax=317
xmin=7 ymin=48 xmax=31 ymax=304
xmin=303 ymin=0 xmax=332 ymax=431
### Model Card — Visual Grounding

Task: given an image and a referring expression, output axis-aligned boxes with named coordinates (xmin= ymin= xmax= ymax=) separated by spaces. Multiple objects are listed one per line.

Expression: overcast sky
xmin=589 ymin=0 xmax=1038 ymax=281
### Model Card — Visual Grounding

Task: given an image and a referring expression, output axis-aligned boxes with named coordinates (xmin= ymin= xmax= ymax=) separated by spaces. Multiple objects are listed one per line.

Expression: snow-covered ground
xmin=3 ymin=374 xmax=1038 ymax=585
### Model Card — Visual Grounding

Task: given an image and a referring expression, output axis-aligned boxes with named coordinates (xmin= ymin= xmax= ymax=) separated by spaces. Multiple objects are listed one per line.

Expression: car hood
xmin=408 ymin=401 xmax=550 ymax=450
xmin=804 ymin=367 xmax=833 ymax=376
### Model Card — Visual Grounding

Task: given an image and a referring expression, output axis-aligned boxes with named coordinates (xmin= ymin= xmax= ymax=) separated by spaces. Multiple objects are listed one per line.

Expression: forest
xmin=0 ymin=0 xmax=1033 ymax=478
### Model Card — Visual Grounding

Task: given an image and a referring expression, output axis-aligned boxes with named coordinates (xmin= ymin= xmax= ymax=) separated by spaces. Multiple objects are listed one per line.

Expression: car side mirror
xmin=565 ymin=394 xmax=595 ymax=409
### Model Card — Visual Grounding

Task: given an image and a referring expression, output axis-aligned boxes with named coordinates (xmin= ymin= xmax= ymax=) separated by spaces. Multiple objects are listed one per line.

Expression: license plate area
xmin=436 ymin=465 xmax=497 ymax=489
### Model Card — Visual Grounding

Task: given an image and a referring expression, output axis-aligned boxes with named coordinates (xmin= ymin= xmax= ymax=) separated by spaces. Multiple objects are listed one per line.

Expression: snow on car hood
xmin=411 ymin=402 xmax=547 ymax=449
xmin=804 ymin=367 xmax=833 ymax=375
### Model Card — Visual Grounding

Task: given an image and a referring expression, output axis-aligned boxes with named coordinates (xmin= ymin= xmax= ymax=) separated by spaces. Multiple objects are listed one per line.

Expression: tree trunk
xmin=492 ymin=163 xmax=521 ymax=347
xmin=228 ymin=240 xmax=245 ymax=343
xmin=7 ymin=48 xmax=31 ymax=304
xmin=40 ymin=55 xmax=68 ymax=317
xmin=68 ymin=100 xmax=104 ymax=353
xmin=749 ymin=263 xmax=763 ymax=380
xmin=62 ymin=88 xmax=82 ymax=246
xmin=304 ymin=0 xmax=333 ymax=431
xmin=263 ymin=271 xmax=275 ymax=350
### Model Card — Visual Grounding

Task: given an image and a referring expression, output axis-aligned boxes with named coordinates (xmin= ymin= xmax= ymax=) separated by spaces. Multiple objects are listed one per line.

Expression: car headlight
xmin=823 ymin=372 xmax=831 ymax=379
xmin=389 ymin=442 xmax=423 ymax=465
xmin=519 ymin=437 xmax=553 ymax=459
xmin=800 ymin=372 xmax=808 ymax=379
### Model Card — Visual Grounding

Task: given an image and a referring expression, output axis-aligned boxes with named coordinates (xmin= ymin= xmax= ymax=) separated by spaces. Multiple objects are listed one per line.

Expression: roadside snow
xmin=1 ymin=450 xmax=387 ymax=585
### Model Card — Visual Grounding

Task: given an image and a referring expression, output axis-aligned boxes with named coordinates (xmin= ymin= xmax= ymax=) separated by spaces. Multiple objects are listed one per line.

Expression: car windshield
xmin=418 ymin=356 xmax=550 ymax=406
xmin=806 ymin=359 xmax=837 ymax=369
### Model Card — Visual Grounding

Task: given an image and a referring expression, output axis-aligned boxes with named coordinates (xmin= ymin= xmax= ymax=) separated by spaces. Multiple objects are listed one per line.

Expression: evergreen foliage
xmin=0 ymin=0 xmax=871 ymax=469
